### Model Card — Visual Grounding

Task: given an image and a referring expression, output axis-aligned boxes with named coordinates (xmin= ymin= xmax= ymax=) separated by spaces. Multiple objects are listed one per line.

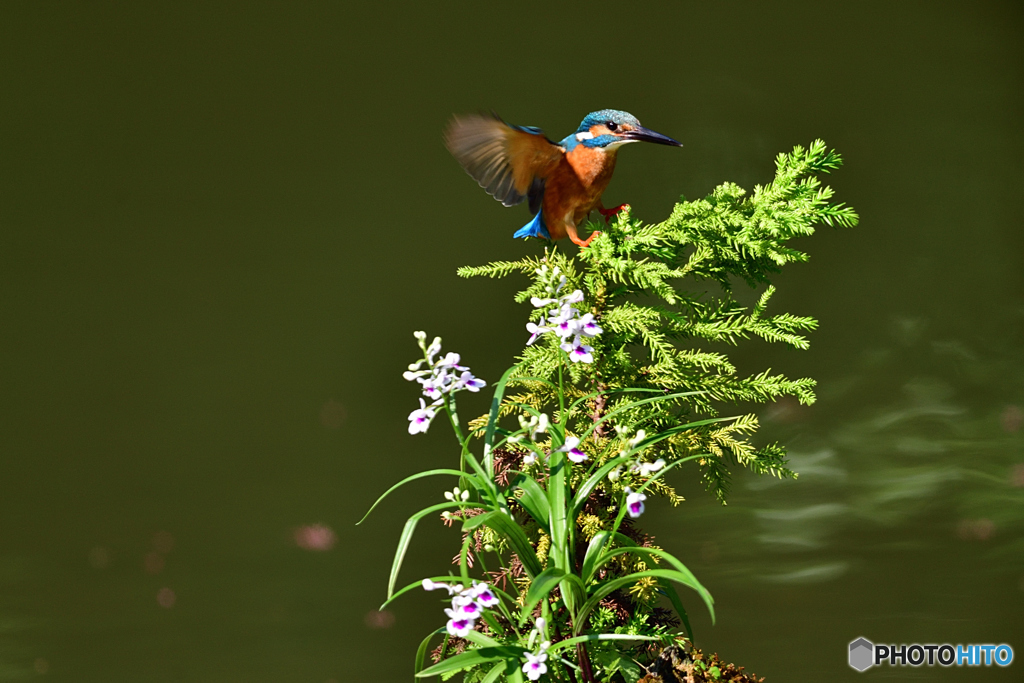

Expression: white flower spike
xmin=405 ymin=333 xmax=485 ymax=434
xmin=524 ymin=273 xmax=601 ymax=362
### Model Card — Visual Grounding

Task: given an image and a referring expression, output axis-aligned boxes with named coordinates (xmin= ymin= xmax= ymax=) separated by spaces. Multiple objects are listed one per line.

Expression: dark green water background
xmin=2 ymin=2 xmax=1022 ymax=681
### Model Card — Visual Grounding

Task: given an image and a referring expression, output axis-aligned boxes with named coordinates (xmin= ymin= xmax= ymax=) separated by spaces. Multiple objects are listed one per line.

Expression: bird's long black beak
xmin=624 ymin=125 xmax=683 ymax=146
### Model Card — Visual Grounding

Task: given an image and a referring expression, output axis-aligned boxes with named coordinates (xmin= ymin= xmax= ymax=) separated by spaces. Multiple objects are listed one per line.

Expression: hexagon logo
xmin=849 ymin=637 xmax=874 ymax=671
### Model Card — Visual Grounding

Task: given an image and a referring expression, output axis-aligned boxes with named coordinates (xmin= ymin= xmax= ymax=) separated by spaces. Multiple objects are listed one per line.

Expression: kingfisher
xmin=445 ymin=109 xmax=682 ymax=247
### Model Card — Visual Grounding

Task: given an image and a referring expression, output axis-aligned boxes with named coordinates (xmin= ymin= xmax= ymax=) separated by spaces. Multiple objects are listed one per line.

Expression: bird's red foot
xmin=598 ymin=203 xmax=629 ymax=223
xmin=578 ymin=231 xmax=602 ymax=248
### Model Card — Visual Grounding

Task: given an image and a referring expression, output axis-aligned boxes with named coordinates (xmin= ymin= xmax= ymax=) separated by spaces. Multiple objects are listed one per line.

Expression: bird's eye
xmin=607 ymin=122 xmax=618 ymax=131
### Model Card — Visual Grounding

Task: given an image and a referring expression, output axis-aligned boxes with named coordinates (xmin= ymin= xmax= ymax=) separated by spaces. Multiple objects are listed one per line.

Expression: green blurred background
xmin=1 ymin=1 xmax=1021 ymax=680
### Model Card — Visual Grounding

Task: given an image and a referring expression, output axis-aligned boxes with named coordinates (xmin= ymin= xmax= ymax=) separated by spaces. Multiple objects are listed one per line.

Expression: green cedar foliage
xmin=459 ymin=140 xmax=858 ymax=503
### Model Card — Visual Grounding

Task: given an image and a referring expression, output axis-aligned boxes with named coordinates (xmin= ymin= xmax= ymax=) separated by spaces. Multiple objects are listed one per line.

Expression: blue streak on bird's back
xmin=559 ymin=134 xmax=581 ymax=153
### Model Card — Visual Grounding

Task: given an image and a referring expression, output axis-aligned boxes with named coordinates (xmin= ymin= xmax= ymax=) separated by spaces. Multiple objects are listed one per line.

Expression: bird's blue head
xmin=572 ymin=109 xmax=682 ymax=150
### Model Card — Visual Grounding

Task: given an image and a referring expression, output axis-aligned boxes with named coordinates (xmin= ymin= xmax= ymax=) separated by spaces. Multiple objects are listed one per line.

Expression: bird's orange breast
xmin=541 ymin=146 xmax=618 ymax=240
xmin=566 ymin=144 xmax=617 ymax=190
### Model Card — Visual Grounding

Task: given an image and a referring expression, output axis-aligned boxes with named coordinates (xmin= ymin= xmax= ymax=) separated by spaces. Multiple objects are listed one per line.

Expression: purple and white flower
xmin=444 ymin=607 xmax=475 ymax=637
xmin=576 ymin=312 xmax=603 ymax=337
xmin=408 ymin=399 xmax=436 ymax=435
xmin=470 ymin=583 xmax=499 ymax=608
xmin=624 ymin=487 xmax=647 ymax=518
xmin=556 ymin=436 xmax=589 ymax=463
xmin=560 ymin=335 xmax=594 ymax=364
xmin=425 ymin=579 xmax=501 ymax=640
xmin=522 ymin=651 xmax=549 ymax=681
xmin=549 ymin=304 xmax=580 ymax=339
xmin=452 ymin=595 xmax=482 ymax=619
xmin=455 ymin=371 xmax=486 ymax=392
xmin=525 ymin=321 xmax=552 ymax=345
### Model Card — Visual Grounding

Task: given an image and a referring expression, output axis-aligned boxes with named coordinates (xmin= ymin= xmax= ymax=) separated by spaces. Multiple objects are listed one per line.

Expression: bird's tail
xmin=513 ymin=211 xmax=550 ymax=240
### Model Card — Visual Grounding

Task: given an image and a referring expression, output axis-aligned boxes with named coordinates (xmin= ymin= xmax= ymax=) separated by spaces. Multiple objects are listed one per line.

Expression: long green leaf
xmin=484 ymin=364 xmax=521 ymax=478
xmin=560 ymin=576 xmax=587 ymax=621
xmin=569 ymin=453 xmax=632 ymax=518
xmin=521 ymin=567 xmax=565 ymax=622
xmin=659 ymin=581 xmax=694 ymax=640
xmin=388 ymin=502 xmax=460 ymax=598
xmin=479 ymin=662 xmax=505 ymax=683
xmin=596 ymin=545 xmax=710 ymax=615
xmin=464 ymin=630 xmax=503 ymax=648
xmin=356 ymin=469 xmax=472 ymax=525
xmin=480 ymin=610 xmax=506 ymax=638
xmin=573 ymin=569 xmax=714 ymax=635
xmin=580 ymin=531 xmax=611 ymax=584
xmin=381 ymin=575 xmax=469 ymax=611
xmin=463 ymin=511 xmax=543 ymax=578
xmin=463 ymin=449 xmax=503 ymax=507
xmin=416 ymin=647 xmax=522 ymax=678
xmin=414 ymin=629 xmax=445 ymax=681
xmin=547 ymin=633 xmax=661 ymax=654
xmin=511 ymin=473 xmax=551 ymax=532
xmin=458 ymin=533 xmax=474 ymax=584
xmin=547 ymin=449 xmax=569 ymax=577
xmin=546 ymin=449 xmax=580 ymax=618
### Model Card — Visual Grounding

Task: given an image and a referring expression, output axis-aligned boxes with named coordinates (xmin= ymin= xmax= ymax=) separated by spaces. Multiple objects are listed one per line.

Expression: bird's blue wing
xmin=445 ymin=113 xmax=563 ymax=208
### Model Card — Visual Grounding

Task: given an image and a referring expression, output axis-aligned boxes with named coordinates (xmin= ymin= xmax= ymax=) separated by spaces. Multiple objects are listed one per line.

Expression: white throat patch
xmin=575 ymin=131 xmax=594 ymax=141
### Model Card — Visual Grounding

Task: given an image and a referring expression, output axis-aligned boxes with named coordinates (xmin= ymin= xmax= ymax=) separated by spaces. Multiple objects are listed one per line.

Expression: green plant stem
xmin=558 ymin=357 xmax=565 ymax=424
xmin=443 ymin=393 xmax=472 ymax=490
